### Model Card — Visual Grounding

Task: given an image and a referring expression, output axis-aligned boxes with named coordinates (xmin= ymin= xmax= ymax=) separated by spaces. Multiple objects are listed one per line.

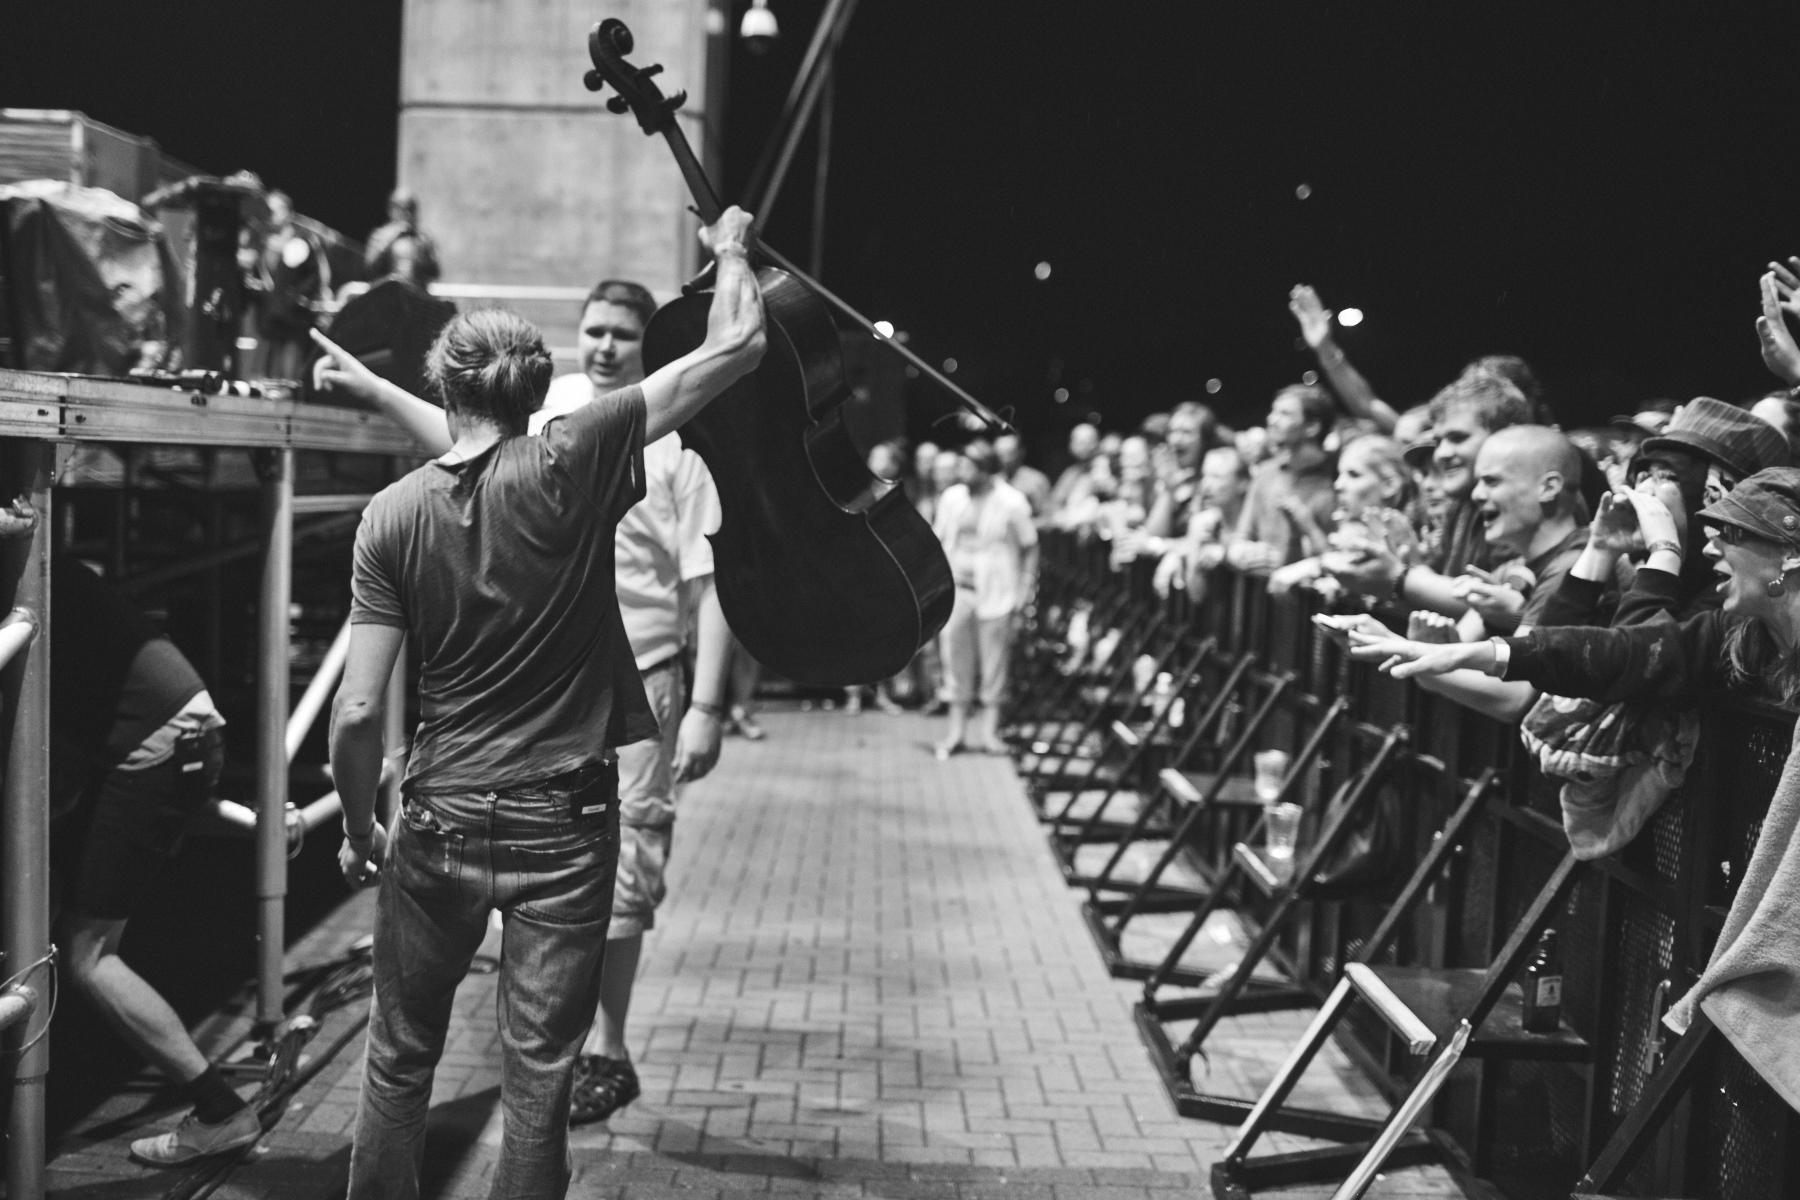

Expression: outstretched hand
xmin=1760 ymin=272 xmax=1800 ymax=385
xmin=1288 ymin=285 xmax=1334 ymax=349
xmin=1346 ymin=628 xmax=1485 ymax=679
xmin=311 ymin=330 xmax=385 ymax=403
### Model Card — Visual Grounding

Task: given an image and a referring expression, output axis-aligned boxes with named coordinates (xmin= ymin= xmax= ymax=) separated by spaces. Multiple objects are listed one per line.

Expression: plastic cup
xmin=1253 ymin=749 xmax=1290 ymax=804
xmin=1264 ymin=801 xmax=1304 ymax=861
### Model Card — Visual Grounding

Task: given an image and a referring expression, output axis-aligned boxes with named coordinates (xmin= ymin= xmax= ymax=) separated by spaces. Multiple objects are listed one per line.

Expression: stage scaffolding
xmin=0 ymin=367 xmax=416 ymax=1200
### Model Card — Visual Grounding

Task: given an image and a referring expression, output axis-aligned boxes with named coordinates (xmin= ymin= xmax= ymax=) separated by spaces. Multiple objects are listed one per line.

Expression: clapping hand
xmin=1227 ymin=539 xmax=1285 ymax=573
xmin=1320 ymin=530 xmax=1403 ymax=599
xmin=1268 ymin=558 xmax=1322 ymax=596
xmin=1407 ymin=610 xmax=1460 ymax=644
xmin=1288 ymin=285 xmax=1334 ymax=349
xmin=1452 ymin=567 xmax=1527 ymax=632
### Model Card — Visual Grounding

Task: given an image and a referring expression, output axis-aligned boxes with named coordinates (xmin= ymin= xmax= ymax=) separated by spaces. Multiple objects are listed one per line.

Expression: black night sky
xmin=7 ymin=1 xmax=1797 ymax=455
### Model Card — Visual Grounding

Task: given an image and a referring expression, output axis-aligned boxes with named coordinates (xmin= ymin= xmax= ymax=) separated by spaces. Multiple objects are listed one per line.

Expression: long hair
xmin=424 ymin=309 xmax=554 ymax=435
xmin=1724 ymin=617 xmax=1800 ymax=706
xmin=1339 ymin=434 xmax=1414 ymax=513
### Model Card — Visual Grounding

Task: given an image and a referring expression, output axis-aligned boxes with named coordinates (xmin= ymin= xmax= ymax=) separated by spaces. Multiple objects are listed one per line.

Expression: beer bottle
xmin=1520 ymin=928 xmax=1563 ymax=1034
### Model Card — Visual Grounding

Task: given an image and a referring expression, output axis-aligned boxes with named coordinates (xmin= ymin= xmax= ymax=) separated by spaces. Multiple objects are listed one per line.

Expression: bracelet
xmin=689 ymin=699 xmax=726 ymax=718
xmin=712 ymin=241 xmax=748 ymax=258
xmin=1486 ymin=637 xmax=1511 ymax=679
xmin=342 ymin=822 xmax=376 ymax=844
xmin=1645 ymin=539 xmax=1681 ymax=557
xmin=1393 ymin=563 xmax=1416 ymax=602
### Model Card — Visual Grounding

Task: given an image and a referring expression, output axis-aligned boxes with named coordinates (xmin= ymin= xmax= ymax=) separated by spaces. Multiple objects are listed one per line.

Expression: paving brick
xmin=45 ymin=710 xmax=1472 ymax=1200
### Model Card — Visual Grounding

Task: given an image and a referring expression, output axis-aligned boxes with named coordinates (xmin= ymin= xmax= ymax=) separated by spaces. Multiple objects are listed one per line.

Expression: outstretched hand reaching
xmin=1760 ymin=271 xmax=1800 ymax=385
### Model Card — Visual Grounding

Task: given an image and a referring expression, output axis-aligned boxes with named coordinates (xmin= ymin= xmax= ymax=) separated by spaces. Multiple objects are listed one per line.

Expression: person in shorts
xmin=528 ymin=279 xmax=736 ymax=1123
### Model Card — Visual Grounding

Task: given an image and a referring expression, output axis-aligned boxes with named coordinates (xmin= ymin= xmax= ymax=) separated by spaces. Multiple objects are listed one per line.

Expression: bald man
xmin=1406 ymin=425 xmax=1587 ymax=725
xmin=1462 ymin=425 xmax=1588 ymax=635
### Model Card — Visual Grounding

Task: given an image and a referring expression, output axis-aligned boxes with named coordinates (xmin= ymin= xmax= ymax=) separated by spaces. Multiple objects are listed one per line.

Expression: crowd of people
xmin=992 ymin=262 xmax=1800 ymax=1108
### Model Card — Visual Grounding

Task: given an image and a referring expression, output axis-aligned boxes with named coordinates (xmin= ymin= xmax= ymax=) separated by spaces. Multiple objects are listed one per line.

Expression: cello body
xmin=645 ymin=266 xmax=953 ymax=686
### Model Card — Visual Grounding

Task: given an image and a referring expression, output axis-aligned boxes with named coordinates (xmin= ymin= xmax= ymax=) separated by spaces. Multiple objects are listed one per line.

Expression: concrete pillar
xmin=398 ymin=0 xmax=720 ymax=353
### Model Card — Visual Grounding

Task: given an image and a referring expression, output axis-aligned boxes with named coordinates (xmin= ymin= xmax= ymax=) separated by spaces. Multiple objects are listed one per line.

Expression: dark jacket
xmin=1504 ymin=568 xmax=1733 ymax=704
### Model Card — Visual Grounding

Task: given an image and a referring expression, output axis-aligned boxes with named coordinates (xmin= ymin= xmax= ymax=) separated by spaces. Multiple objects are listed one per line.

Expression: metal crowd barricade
xmin=1023 ymin=528 xmax=1800 ymax=1200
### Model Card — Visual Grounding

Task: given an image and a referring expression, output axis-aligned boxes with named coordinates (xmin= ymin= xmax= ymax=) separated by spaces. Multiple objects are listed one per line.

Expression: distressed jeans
xmin=348 ymin=768 xmax=618 ymax=1200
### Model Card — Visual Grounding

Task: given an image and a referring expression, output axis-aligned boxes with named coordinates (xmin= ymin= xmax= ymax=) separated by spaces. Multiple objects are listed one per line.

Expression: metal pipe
xmin=3 ymin=440 xmax=53 ymax=1200
xmin=290 ymin=493 xmax=373 ymax=516
xmin=286 ymin=618 xmax=352 ymax=762
xmin=255 ymin=449 xmax=293 ymax=1026
xmin=742 ymin=0 xmax=856 ymax=212
xmin=0 ymin=986 xmax=36 ymax=1035
xmin=809 ymin=66 xmax=835 ymax=278
xmin=120 ymin=513 xmax=359 ymax=596
xmin=0 ymin=608 xmax=38 ymax=675
xmin=300 ymin=791 xmax=344 ymax=831
xmin=1329 ymin=1021 xmax=1472 ymax=1200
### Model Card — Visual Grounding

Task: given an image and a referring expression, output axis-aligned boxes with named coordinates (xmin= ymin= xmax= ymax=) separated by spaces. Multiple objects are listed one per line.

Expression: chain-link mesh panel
xmin=1483 ymin=1059 xmax=1589 ymax=1197
xmin=1695 ymin=1045 xmax=1788 ymax=1200
xmin=1601 ymin=895 xmax=1675 ymax=1123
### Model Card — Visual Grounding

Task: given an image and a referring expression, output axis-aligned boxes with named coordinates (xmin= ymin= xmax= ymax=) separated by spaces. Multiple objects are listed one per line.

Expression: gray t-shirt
xmin=350 ymin=386 xmax=656 ymax=793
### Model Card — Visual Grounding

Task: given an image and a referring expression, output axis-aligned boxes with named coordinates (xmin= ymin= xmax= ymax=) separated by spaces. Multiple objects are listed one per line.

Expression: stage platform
xmin=42 ymin=709 xmax=1462 ymax=1199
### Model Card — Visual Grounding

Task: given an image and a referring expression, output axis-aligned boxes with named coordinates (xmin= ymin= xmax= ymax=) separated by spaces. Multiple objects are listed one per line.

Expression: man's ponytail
xmin=426 ymin=308 xmax=554 ymax=434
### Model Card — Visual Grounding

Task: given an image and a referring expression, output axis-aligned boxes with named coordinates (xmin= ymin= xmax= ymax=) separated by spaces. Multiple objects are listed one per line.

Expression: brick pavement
xmin=42 ymin=708 xmax=1462 ymax=1199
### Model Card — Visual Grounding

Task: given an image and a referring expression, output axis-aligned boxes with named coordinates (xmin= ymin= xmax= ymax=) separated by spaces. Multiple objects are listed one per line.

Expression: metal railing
xmin=1028 ymin=527 xmax=1799 ymax=1200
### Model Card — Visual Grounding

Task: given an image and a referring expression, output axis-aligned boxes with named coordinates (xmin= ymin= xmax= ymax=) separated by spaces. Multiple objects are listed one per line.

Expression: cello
xmin=585 ymin=18 xmax=1007 ymax=686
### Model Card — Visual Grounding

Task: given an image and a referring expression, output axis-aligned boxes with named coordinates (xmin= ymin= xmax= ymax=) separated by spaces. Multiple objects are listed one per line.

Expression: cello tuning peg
xmin=582 ymin=69 xmax=606 ymax=93
xmin=606 ymin=95 xmax=632 ymax=115
xmin=641 ymin=63 xmax=663 ymax=78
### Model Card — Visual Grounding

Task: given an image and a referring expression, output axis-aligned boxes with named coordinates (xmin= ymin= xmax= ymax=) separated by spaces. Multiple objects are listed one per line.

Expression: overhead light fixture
xmin=1337 ymin=307 xmax=1364 ymax=327
xmin=740 ymin=0 xmax=778 ymax=53
xmin=873 ymin=320 xmax=894 ymax=339
xmin=1034 ymin=261 xmax=1052 ymax=281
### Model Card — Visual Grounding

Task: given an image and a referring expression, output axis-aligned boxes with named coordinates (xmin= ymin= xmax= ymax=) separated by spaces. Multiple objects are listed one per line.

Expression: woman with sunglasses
xmin=1344 ymin=467 xmax=1800 ymax=709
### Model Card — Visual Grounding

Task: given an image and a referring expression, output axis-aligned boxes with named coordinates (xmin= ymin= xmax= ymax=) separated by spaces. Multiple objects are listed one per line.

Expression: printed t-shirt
xmin=351 ymin=385 xmax=655 ymax=793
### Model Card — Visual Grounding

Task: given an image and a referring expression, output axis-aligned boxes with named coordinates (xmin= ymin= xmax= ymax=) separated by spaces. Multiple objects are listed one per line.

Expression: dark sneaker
xmin=570 ymin=1055 xmax=640 ymax=1125
xmin=129 ymin=1105 xmax=262 ymax=1166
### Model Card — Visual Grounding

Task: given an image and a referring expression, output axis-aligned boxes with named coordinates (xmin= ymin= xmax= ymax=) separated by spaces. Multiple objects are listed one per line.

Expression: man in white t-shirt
xmin=932 ymin=440 xmax=1037 ymax=757
xmin=528 ymin=279 xmax=736 ymax=1123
